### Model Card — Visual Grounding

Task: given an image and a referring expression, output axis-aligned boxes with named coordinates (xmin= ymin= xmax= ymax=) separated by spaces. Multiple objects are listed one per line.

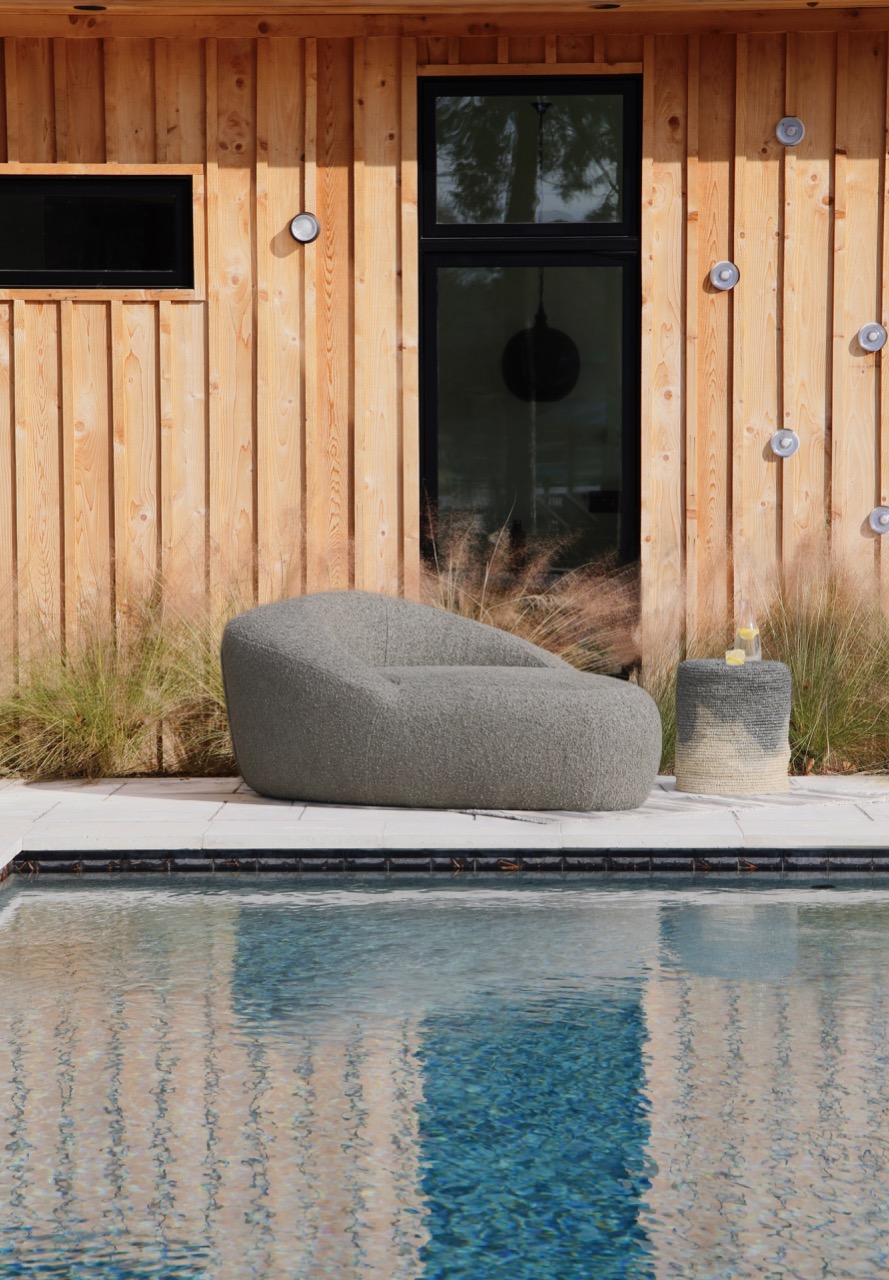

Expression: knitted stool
xmin=675 ymin=659 xmax=791 ymax=794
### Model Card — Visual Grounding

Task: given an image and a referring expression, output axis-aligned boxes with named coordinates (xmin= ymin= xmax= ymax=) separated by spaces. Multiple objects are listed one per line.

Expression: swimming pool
xmin=1 ymin=877 xmax=889 ymax=1278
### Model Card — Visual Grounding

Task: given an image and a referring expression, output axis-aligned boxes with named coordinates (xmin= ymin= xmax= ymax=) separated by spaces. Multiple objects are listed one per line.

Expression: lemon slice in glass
xmin=725 ymin=649 xmax=746 ymax=666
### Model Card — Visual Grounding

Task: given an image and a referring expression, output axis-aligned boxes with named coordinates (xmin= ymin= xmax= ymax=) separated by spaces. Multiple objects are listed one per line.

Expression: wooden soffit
xmin=3 ymin=0 xmax=887 ymax=10
xmin=2 ymin=0 xmax=889 ymax=37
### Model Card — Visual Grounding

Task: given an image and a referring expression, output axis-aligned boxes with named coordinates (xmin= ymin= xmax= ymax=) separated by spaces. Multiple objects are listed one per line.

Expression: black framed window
xmin=419 ymin=76 xmax=641 ymax=567
xmin=0 ymin=175 xmax=194 ymax=288
xmin=421 ymin=77 xmax=639 ymax=240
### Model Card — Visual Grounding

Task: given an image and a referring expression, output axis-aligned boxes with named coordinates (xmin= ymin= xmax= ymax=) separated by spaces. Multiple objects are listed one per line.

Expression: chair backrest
xmin=223 ymin=590 xmax=568 ymax=673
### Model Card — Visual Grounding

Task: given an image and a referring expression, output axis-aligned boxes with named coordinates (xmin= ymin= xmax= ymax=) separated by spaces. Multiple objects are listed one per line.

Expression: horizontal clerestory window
xmin=0 ymin=175 xmax=194 ymax=288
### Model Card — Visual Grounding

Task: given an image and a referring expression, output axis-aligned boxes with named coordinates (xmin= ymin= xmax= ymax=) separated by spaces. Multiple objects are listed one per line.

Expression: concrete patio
xmin=1 ymin=774 xmax=888 ymax=874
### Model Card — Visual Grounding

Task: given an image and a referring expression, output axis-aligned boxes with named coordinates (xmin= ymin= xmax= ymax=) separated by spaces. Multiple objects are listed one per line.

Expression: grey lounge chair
xmin=221 ymin=590 xmax=662 ymax=811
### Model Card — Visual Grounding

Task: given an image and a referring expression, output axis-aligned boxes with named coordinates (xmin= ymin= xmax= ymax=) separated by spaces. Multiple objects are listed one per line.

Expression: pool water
xmin=2 ymin=877 xmax=889 ymax=1278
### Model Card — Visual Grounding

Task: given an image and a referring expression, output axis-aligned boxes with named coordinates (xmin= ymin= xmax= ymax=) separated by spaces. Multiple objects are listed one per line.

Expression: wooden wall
xmin=645 ymin=28 xmax=889 ymax=643
xmin=0 ymin=23 xmax=887 ymax=662
xmin=0 ymin=32 xmax=422 ymax=657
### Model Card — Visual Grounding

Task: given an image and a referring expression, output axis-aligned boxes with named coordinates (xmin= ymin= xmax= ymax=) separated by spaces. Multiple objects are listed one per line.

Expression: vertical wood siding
xmin=0 ymin=31 xmax=417 ymax=655
xmin=641 ymin=34 xmax=687 ymax=649
xmin=783 ymin=32 xmax=834 ymax=567
xmin=642 ymin=28 xmax=889 ymax=642
xmin=0 ymin=28 xmax=887 ymax=665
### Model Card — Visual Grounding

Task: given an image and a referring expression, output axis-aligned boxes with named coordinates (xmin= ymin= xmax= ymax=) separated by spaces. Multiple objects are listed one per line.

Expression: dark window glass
xmin=0 ymin=176 xmax=193 ymax=287
xmin=435 ymin=93 xmax=624 ymax=226
xmin=434 ymin=260 xmax=630 ymax=565
xmin=421 ymin=76 xmax=639 ymax=241
xmin=420 ymin=76 xmax=641 ymax=568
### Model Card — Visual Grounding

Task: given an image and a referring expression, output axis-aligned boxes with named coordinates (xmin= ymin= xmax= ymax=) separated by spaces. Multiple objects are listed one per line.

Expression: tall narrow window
xmin=420 ymin=77 xmax=641 ymax=567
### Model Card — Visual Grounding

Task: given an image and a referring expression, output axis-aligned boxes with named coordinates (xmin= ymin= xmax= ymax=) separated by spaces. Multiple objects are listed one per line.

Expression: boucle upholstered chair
xmin=221 ymin=590 xmax=662 ymax=811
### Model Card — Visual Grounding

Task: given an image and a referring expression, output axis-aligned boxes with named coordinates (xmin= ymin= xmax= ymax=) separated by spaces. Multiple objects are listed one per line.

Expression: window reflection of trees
xmin=435 ymin=94 xmax=623 ymax=225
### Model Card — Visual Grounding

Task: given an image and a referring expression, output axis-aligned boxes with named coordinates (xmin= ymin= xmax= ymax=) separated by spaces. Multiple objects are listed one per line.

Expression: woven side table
xmin=675 ymin=659 xmax=791 ymax=794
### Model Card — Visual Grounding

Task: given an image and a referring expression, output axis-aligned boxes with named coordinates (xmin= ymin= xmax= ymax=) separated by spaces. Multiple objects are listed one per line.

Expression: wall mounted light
xmin=858 ymin=323 xmax=887 ymax=352
xmin=290 ymin=212 xmax=321 ymax=244
xmin=770 ymin=430 xmax=800 ymax=458
xmin=710 ymin=261 xmax=740 ymax=291
xmin=869 ymin=506 xmax=889 ymax=534
xmin=776 ymin=116 xmax=806 ymax=145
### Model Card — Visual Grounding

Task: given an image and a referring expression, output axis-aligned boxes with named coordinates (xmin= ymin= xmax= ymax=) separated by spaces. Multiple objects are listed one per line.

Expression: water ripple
xmin=1 ymin=879 xmax=889 ymax=1278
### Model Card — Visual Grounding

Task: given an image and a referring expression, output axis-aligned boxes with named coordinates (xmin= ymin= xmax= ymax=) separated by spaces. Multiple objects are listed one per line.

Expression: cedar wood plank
xmin=307 ymin=36 xmax=354 ymax=591
xmin=353 ymin=36 xmax=401 ymax=594
xmin=694 ymin=33 xmax=735 ymax=637
xmin=641 ymin=34 xmax=687 ymax=653
xmin=212 ymin=38 xmax=256 ymax=601
xmin=832 ymin=33 xmax=884 ymax=574
xmin=782 ymin=32 xmax=834 ymax=562
xmin=256 ymin=35 xmax=305 ymax=601
xmin=70 ymin=302 xmax=113 ymax=626
xmin=732 ymin=34 xmax=784 ymax=603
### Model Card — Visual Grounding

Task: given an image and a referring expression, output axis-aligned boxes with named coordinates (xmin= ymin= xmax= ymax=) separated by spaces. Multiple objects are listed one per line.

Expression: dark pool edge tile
xmin=9 ymin=847 xmax=889 ymax=874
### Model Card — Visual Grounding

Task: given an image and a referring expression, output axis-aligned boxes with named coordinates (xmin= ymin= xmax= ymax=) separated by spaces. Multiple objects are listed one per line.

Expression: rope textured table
xmin=675 ymin=659 xmax=792 ymax=794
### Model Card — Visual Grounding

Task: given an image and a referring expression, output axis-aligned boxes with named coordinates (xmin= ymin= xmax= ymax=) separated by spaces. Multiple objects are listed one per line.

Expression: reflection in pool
xmin=1 ymin=879 xmax=888 ymax=1278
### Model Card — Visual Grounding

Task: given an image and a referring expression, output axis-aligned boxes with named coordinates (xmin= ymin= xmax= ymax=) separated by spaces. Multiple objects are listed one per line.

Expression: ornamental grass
xmin=0 ymin=597 xmax=237 ymax=780
xmin=419 ymin=513 xmax=641 ymax=677
xmin=0 ymin=533 xmax=887 ymax=780
xmin=760 ymin=551 xmax=889 ymax=775
xmin=641 ymin=549 xmax=889 ymax=776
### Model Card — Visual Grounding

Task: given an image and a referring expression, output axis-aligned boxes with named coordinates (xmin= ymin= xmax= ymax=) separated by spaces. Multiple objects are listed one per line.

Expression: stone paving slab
xmin=21 ymin=823 xmax=225 ymax=853
xmin=0 ymin=774 xmax=887 ymax=874
xmin=732 ymin=806 xmax=886 ymax=848
xmin=203 ymin=822 xmax=387 ymax=851
xmin=26 ymin=801 xmax=229 ymax=824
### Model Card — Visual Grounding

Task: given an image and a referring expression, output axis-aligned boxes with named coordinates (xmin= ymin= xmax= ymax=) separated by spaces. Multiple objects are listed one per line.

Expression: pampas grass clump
xmin=420 ymin=515 xmax=641 ymax=676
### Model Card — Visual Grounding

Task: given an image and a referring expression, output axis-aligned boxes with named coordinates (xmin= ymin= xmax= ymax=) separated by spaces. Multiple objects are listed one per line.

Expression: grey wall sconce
xmin=776 ymin=116 xmax=805 ymax=145
xmin=290 ymin=212 xmax=321 ymax=244
xmin=858 ymin=323 xmax=887 ymax=352
xmin=869 ymin=506 xmax=889 ymax=534
xmin=770 ymin=430 xmax=800 ymax=458
xmin=710 ymin=261 xmax=740 ymax=290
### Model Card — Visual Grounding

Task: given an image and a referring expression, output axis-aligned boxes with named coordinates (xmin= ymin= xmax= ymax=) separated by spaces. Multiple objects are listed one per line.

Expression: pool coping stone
xmin=0 ymin=774 xmax=887 ymax=875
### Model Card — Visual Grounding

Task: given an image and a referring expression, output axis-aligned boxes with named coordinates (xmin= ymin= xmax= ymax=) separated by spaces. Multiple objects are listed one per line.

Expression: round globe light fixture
xmin=869 ymin=506 xmax=889 ymax=534
xmin=858 ymin=323 xmax=887 ymax=353
xmin=709 ymin=261 xmax=740 ymax=291
xmin=290 ymin=212 xmax=321 ymax=244
xmin=770 ymin=430 xmax=800 ymax=458
xmin=776 ymin=116 xmax=806 ymax=145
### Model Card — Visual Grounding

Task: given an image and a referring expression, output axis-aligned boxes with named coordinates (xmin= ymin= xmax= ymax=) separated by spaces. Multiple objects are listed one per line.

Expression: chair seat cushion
xmin=371 ymin=666 xmax=662 ymax=810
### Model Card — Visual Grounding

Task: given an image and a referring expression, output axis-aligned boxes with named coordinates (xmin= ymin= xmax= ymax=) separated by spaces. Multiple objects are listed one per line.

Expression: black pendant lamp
xmin=501 ymin=100 xmax=580 ymax=404
xmin=501 ymin=266 xmax=581 ymax=402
